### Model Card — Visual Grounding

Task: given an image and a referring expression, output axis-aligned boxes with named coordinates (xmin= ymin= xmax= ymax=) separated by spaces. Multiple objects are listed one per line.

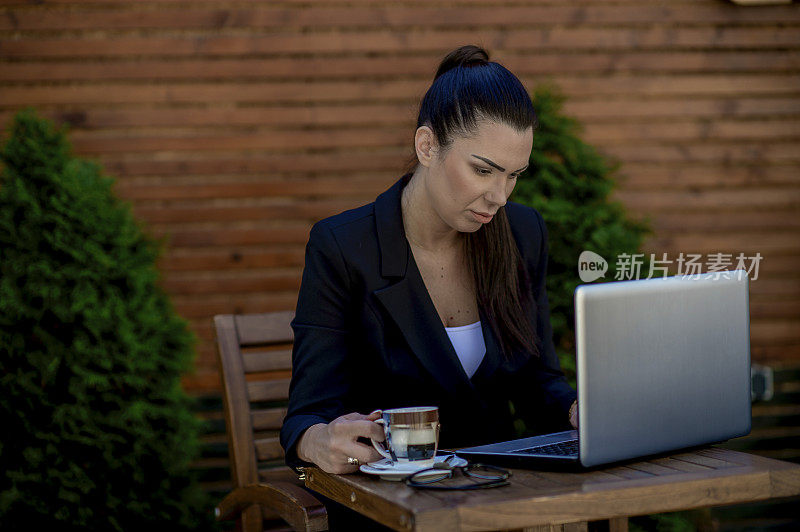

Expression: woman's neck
xmin=401 ymin=170 xmax=460 ymax=253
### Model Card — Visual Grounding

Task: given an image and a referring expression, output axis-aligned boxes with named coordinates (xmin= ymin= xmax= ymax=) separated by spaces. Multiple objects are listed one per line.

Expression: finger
xmin=570 ymin=405 xmax=578 ymax=428
xmin=353 ymin=420 xmax=386 ymax=441
xmin=339 ymin=412 xmax=366 ymax=421
xmin=339 ymin=411 xmax=381 ymax=423
xmin=333 ymin=419 xmax=385 ymax=441
xmin=345 ymin=441 xmax=385 ymax=465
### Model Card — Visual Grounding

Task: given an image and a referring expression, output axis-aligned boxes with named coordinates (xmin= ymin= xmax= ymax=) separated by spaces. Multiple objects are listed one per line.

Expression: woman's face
xmin=424 ymin=120 xmax=533 ymax=233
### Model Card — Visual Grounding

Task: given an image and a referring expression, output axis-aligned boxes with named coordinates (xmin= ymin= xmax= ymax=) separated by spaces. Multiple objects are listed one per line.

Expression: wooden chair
xmin=213 ymin=311 xmax=328 ymax=532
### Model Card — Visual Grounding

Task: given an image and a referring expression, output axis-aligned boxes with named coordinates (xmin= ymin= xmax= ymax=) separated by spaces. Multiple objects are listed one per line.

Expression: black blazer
xmin=281 ymin=174 xmax=577 ymax=470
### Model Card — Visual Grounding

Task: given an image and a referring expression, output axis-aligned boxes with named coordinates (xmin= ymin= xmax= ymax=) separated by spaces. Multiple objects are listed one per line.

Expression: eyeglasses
xmin=404 ymin=458 xmax=511 ymax=490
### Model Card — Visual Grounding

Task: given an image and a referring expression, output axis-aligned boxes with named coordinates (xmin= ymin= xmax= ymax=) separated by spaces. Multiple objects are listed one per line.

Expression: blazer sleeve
xmin=280 ymin=221 xmax=356 ymax=470
xmin=511 ymin=208 xmax=577 ymax=432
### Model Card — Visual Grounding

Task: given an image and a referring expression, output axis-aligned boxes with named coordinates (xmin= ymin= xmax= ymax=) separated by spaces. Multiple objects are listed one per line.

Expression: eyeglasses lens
xmin=412 ymin=470 xmax=452 ymax=484
xmin=464 ymin=464 xmax=509 ymax=480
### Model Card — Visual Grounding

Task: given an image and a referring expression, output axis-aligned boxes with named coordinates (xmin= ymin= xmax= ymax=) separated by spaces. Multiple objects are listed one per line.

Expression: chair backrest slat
xmin=254 ymin=436 xmax=285 ymax=462
xmin=247 ymin=380 xmax=292 ymax=403
xmin=242 ymin=349 xmax=292 ymax=373
xmin=251 ymin=407 xmax=288 ymax=432
xmin=235 ymin=311 xmax=294 ymax=346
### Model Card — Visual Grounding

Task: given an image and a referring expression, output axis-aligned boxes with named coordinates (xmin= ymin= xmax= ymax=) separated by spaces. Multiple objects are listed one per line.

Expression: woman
xmin=281 ymin=44 xmax=577 ymax=512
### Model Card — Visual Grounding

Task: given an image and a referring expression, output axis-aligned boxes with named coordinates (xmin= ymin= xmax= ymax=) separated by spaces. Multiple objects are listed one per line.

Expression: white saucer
xmin=360 ymin=454 xmax=468 ymax=482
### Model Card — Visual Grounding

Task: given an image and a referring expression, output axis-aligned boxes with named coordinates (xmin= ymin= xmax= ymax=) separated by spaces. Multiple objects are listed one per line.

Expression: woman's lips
xmin=471 ymin=210 xmax=494 ymax=223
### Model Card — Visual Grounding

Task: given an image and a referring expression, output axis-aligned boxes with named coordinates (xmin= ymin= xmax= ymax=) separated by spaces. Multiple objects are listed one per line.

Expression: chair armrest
xmin=215 ymin=481 xmax=328 ymax=532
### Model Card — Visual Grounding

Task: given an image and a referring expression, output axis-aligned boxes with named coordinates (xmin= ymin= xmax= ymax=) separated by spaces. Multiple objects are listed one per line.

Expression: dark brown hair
xmin=406 ymin=45 xmax=540 ymax=359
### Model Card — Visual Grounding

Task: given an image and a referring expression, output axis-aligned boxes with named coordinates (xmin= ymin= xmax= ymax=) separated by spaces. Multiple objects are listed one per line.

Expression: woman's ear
xmin=414 ymin=126 xmax=438 ymax=168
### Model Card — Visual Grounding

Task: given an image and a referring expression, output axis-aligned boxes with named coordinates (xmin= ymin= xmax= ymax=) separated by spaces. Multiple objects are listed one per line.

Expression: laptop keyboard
xmin=511 ymin=439 xmax=579 ymax=456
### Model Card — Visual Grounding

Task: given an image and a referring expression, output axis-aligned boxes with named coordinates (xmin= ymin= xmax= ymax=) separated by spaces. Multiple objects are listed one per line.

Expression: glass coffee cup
xmin=371 ymin=406 xmax=440 ymax=467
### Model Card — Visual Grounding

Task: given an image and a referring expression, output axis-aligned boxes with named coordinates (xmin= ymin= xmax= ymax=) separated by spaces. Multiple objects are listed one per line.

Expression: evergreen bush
xmin=513 ymin=85 xmax=652 ymax=382
xmin=0 ymin=110 xmax=210 ymax=530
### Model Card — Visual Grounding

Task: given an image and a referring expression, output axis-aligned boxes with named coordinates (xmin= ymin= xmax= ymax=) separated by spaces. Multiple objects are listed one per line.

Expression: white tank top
xmin=444 ymin=321 xmax=486 ymax=379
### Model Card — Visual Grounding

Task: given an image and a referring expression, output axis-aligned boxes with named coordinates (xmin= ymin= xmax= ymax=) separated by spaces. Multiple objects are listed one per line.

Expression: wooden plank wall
xmin=1 ymin=0 xmax=799 ymax=392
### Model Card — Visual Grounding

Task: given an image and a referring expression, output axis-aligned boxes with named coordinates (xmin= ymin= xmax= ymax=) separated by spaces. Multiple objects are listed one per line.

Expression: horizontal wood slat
xmin=567 ymin=98 xmax=800 ymax=120
xmin=644 ymin=232 xmax=799 ymax=254
xmin=583 ymin=119 xmax=800 ymax=143
xmin=135 ymin=200 xmax=362 ymax=224
xmin=10 ymin=116 xmax=792 ymax=154
xmin=159 ymin=249 xmax=306 ymax=272
xmin=2 ymin=97 xmax=799 ymax=131
xmin=163 ymin=275 xmax=301 ymax=295
xmin=64 ymin=129 xmax=409 ymax=154
xmin=2 ymin=75 xmax=798 ymax=107
xmin=253 ymin=436 xmax=284 ymax=462
xmin=0 ymin=105 xmax=418 ymax=128
xmin=236 ymin=310 xmax=294 ymax=345
xmin=257 ymin=466 xmax=295 ymax=484
xmin=3 ymin=27 xmax=800 ymax=60
xmin=119 ymin=179 xmax=389 ymax=200
xmin=603 ymin=142 xmax=800 ymax=163
xmin=157 ymin=227 xmax=312 ymax=247
xmin=27 ymin=117 xmax=795 ymax=156
xmin=246 ymin=379 xmax=291 ymax=403
xmin=2 ymin=5 xmax=799 ymax=31
xmin=647 ymin=211 xmax=800 ymax=232
xmin=618 ymin=165 xmax=800 ymax=189
xmin=252 ymin=407 xmax=289 ymax=432
xmin=99 ymin=152 xmax=409 ymax=177
xmin=1 ymin=51 xmax=798 ymax=82
xmin=243 ymin=350 xmax=292 ymax=373
xmin=176 ymin=294 xmax=298 ymax=319
xmin=615 ymin=188 xmax=800 ymax=211
xmin=751 ymin=321 xmax=800 ymax=345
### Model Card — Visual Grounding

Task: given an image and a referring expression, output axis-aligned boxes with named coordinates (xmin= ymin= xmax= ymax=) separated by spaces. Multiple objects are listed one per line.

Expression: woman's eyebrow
xmin=471 ymin=154 xmax=528 ymax=173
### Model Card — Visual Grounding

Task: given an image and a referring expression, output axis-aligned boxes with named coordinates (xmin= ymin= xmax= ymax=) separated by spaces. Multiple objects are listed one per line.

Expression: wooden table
xmin=304 ymin=447 xmax=800 ymax=531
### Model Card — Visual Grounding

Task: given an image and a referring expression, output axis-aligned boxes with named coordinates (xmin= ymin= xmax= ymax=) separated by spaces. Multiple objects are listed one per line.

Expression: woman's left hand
xmin=569 ymin=400 xmax=578 ymax=429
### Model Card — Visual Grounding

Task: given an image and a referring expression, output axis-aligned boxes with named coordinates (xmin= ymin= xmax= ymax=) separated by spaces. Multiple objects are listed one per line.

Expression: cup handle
xmin=371 ymin=418 xmax=392 ymax=460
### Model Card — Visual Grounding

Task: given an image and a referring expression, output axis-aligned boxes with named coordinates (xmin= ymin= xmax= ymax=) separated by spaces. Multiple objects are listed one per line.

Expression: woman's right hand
xmin=296 ymin=411 xmax=385 ymax=474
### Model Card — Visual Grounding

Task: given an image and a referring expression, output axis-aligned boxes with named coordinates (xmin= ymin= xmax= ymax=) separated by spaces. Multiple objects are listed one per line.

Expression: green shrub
xmin=0 ymin=110 xmax=211 ymax=530
xmin=513 ymin=85 xmax=652 ymax=383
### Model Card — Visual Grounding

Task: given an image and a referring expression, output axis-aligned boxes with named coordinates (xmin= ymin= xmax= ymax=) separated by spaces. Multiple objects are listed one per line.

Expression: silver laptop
xmin=456 ymin=270 xmax=752 ymax=469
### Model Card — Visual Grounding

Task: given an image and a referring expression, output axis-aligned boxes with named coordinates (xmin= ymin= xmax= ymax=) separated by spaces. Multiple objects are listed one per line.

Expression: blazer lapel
xmin=372 ymin=176 xmax=474 ymax=396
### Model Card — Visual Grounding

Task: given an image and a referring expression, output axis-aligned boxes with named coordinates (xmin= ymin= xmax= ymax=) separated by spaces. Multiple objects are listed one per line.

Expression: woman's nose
xmin=485 ymin=176 xmax=509 ymax=207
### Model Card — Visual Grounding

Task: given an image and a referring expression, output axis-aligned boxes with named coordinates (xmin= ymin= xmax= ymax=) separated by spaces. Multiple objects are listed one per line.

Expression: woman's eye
xmin=474 ymin=167 xmax=492 ymax=175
